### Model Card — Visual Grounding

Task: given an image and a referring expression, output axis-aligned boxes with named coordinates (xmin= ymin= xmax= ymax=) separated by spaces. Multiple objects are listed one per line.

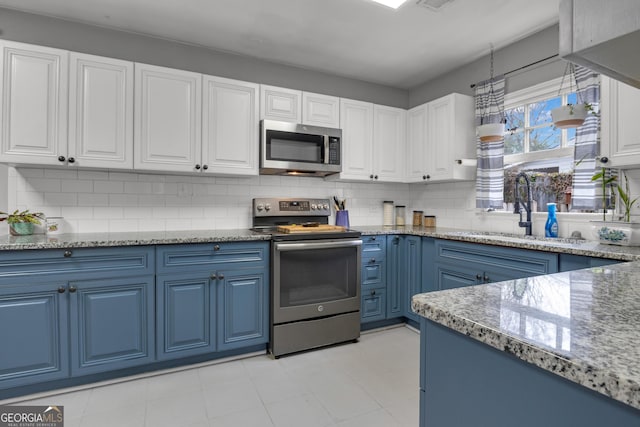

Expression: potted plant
xmin=590 ymin=170 xmax=640 ymax=246
xmin=550 ymin=62 xmax=595 ymax=129
xmin=0 ymin=209 xmax=44 ymax=236
xmin=476 ymin=47 xmax=506 ymax=143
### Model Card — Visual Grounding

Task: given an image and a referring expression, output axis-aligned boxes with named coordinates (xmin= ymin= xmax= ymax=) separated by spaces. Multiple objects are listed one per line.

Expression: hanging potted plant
xmin=0 ymin=209 xmax=44 ymax=236
xmin=551 ymin=62 xmax=594 ymax=129
xmin=477 ymin=47 xmax=506 ymax=143
xmin=590 ymin=170 xmax=640 ymax=246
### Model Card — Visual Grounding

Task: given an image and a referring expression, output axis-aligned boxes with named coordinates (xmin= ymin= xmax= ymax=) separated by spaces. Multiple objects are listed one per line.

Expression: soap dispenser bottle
xmin=545 ymin=203 xmax=558 ymax=238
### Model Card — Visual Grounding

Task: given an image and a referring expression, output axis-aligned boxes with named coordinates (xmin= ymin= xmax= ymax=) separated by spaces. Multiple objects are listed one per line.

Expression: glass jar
xmin=412 ymin=210 xmax=423 ymax=227
xmin=383 ymin=201 xmax=394 ymax=226
xmin=395 ymin=205 xmax=406 ymax=226
xmin=424 ymin=215 xmax=436 ymax=228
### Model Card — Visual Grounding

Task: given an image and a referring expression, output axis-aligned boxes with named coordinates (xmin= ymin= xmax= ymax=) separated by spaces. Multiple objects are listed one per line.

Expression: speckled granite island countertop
xmin=412 ymin=261 xmax=640 ymax=410
xmin=0 ymin=229 xmax=270 ymax=250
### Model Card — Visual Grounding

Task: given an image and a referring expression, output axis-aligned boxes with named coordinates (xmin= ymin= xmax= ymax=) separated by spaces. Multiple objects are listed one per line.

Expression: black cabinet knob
xmin=483 ymin=275 xmax=490 ymax=283
xmin=369 ymin=258 xmax=376 ymax=264
xmin=58 ymin=155 xmax=66 ymax=162
xmin=58 ymin=286 xmax=66 ymax=293
xmin=210 ymin=273 xmax=217 ymax=280
xmin=218 ymin=273 xmax=225 ymax=280
xmin=476 ymin=274 xmax=482 ymax=281
xmin=213 ymin=244 xmax=220 ymax=251
xmin=423 ymin=175 xmax=427 ymax=180
xmin=371 ymin=236 xmax=376 ymax=241
xmin=63 ymin=250 xmax=73 ymax=258
xmin=374 ymin=175 xmax=378 ymax=180
xmin=369 ymin=174 xmax=374 ymax=179
xmin=195 ymin=164 xmax=201 ymax=170
xmin=202 ymin=164 xmax=208 ymax=170
xmin=68 ymin=286 xmax=77 ymax=293
xmin=599 ymin=157 xmax=609 ymax=164
xmin=371 ymin=290 xmax=376 ymax=296
xmin=68 ymin=157 xmax=75 ymax=163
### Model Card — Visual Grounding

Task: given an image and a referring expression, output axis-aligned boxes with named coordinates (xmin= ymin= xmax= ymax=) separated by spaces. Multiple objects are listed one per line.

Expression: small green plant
xmin=0 ymin=209 xmax=43 ymax=225
xmin=591 ymin=168 xmax=617 ymax=221
xmin=617 ymin=171 xmax=638 ymax=222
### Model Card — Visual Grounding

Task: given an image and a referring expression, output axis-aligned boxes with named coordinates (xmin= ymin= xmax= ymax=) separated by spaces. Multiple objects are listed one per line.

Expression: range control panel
xmin=253 ymin=198 xmax=331 ymax=217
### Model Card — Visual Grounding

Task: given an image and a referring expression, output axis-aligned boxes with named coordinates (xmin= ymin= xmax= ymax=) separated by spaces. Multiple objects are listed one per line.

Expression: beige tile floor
xmin=8 ymin=325 xmax=419 ymax=427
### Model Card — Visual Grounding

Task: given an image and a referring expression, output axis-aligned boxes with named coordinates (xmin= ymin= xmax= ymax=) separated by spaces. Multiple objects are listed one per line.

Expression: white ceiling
xmin=0 ymin=0 xmax=560 ymax=89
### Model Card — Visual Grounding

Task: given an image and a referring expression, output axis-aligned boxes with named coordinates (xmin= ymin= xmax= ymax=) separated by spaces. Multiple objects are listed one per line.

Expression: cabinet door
xmin=386 ymin=235 xmax=403 ymax=319
xmin=339 ymin=98 xmax=374 ymax=180
xmin=601 ymin=76 xmax=640 ymax=167
xmin=202 ymin=76 xmax=259 ymax=175
xmin=0 ymin=41 xmax=68 ymax=165
xmin=374 ymin=105 xmax=406 ymax=182
xmin=69 ymin=276 xmax=154 ymax=375
xmin=361 ymin=287 xmax=386 ymax=323
xmin=302 ymin=92 xmax=340 ymax=127
xmin=406 ymin=104 xmax=429 ymax=182
xmin=156 ymin=273 xmax=215 ymax=360
xmin=0 ymin=282 xmax=69 ymax=389
xmin=260 ymin=85 xmax=301 ymax=123
xmin=435 ymin=262 xmax=480 ymax=290
xmin=134 ymin=63 xmax=202 ymax=172
xmin=69 ymin=53 xmax=133 ymax=169
xmin=217 ymin=269 xmax=268 ymax=351
xmin=426 ymin=96 xmax=455 ymax=181
xmin=404 ymin=236 xmax=422 ymax=322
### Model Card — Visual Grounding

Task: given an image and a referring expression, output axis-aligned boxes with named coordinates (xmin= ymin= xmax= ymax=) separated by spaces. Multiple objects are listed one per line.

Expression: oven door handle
xmin=274 ymin=239 xmax=362 ymax=251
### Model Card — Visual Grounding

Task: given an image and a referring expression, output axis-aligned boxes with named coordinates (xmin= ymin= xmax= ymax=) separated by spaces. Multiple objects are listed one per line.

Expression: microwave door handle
xmin=323 ymin=135 xmax=330 ymax=164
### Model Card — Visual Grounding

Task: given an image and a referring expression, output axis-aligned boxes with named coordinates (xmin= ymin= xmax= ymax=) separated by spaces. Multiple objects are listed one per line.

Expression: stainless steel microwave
xmin=260 ymin=120 xmax=342 ymax=176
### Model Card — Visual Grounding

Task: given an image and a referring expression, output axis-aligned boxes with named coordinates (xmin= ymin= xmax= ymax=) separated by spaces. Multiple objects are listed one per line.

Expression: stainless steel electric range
xmin=252 ymin=197 xmax=362 ymax=358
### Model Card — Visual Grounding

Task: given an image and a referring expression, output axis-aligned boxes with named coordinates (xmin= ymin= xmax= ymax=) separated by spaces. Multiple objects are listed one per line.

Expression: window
xmin=501 ymin=77 xmax=593 ymax=212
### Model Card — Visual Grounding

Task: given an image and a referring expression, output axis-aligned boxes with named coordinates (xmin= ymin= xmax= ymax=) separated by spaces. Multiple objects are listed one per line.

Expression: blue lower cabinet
xmin=386 ymin=236 xmax=403 ymax=319
xmin=70 ymin=276 xmax=155 ymax=376
xmin=436 ymin=262 xmax=481 ymax=290
xmin=0 ymin=282 xmax=69 ymax=389
xmin=403 ymin=236 xmax=422 ymax=322
xmin=361 ymin=287 xmax=386 ymax=323
xmin=156 ymin=273 xmax=215 ymax=361
xmin=217 ymin=270 xmax=268 ymax=351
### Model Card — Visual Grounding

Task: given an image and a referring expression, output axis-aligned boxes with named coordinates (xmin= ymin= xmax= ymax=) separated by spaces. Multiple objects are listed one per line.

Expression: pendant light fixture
xmin=477 ymin=47 xmax=506 ymax=143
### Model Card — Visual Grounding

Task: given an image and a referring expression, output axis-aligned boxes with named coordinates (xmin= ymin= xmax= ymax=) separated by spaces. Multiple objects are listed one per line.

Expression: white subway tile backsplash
xmin=61 ymin=179 xmax=93 ymax=193
xmin=8 ymin=166 xmax=622 ymax=237
xmin=94 ymin=181 xmax=125 ymax=194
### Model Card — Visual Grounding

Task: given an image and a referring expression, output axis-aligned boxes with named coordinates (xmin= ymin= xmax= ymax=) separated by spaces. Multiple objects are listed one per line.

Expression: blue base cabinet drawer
xmin=361 ymin=287 xmax=386 ymax=323
xmin=156 ymin=243 xmax=268 ymax=274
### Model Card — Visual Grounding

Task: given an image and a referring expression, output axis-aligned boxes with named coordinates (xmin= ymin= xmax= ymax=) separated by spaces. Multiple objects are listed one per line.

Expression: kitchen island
xmin=412 ymin=262 xmax=640 ymax=427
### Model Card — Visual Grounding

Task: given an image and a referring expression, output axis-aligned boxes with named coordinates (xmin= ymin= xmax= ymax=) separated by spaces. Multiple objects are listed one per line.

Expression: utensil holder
xmin=336 ymin=210 xmax=350 ymax=228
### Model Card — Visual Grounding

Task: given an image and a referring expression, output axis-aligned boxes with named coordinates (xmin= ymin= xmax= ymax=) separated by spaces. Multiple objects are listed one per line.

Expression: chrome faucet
xmin=513 ymin=172 xmax=533 ymax=236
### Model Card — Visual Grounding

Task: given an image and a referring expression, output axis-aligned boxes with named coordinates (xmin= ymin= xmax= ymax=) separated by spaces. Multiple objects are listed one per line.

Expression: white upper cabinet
xmin=302 ymin=92 xmax=340 ymax=127
xmin=260 ymin=85 xmax=301 ymax=123
xmin=134 ymin=63 xmax=202 ymax=173
xmin=338 ymin=98 xmax=374 ymax=181
xmin=69 ymin=53 xmax=133 ymax=169
xmin=202 ymin=75 xmax=259 ymax=175
xmin=406 ymin=104 xmax=428 ymax=181
xmin=337 ymin=99 xmax=406 ymax=182
xmin=406 ymin=93 xmax=475 ymax=183
xmin=0 ymin=41 xmax=68 ymax=165
xmin=600 ymin=76 xmax=640 ymax=168
xmin=374 ymin=105 xmax=406 ymax=182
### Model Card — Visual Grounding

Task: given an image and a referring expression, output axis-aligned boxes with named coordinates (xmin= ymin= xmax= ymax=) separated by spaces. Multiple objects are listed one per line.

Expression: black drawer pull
xmin=371 ymin=290 xmax=376 ymax=296
xmin=57 ymin=286 xmax=66 ymax=293
xmin=213 ymin=245 xmax=220 ymax=251
xmin=64 ymin=250 xmax=73 ymax=258
xmin=68 ymin=286 xmax=77 ymax=293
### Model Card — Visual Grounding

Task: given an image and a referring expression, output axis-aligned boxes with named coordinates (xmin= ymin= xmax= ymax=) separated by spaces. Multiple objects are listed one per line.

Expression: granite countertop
xmin=3 ymin=226 xmax=640 ymax=260
xmin=0 ymin=229 xmax=270 ymax=250
xmin=412 ymin=262 xmax=640 ymax=410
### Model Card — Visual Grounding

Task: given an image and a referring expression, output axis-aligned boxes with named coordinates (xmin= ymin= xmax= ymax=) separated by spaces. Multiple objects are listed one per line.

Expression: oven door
xmin=272 ymin=238 xmax=362 ymax=324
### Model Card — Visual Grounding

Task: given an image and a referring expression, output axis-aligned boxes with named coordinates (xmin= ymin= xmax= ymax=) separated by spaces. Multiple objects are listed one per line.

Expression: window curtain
xmin=571 ymin=65 xmax=613 ymax=210
xmin=475 ymin=76 xmax=505 ymax=209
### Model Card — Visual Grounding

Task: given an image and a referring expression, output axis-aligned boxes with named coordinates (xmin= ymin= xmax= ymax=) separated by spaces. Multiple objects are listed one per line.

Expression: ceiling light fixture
xmin=370 ymin=0 xmax=409 ymax=9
